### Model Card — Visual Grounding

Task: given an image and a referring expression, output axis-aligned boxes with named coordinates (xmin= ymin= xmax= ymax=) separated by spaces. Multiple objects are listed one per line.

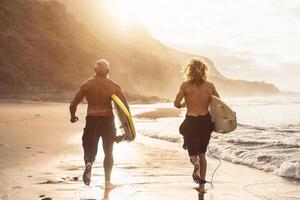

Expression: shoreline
xmin=1 ymin=91 xmax=299 ymax=106
xmin=0 ymin=92 xmax=171 ymax=105
xmin=0 ymin=101 xmax=299 ymax=199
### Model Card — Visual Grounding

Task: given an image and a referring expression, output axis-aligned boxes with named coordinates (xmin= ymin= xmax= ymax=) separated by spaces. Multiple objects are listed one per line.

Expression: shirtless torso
xmin=174 ymin=80 xmax=220 ymax=116
xmin=70 ymin=76 xmax=128 ymax=121
xmin=69 ymin=60 xmax=129 ymax=188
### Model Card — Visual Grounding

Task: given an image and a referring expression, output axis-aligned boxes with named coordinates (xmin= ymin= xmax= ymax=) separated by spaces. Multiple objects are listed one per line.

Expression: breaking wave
xmin=208 ymin=144 xmax=300 ymax=180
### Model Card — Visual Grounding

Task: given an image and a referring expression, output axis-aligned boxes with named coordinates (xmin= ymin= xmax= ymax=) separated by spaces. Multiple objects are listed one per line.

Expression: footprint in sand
xmin=39 ymin=180 xmax=63 ymax=184
xmin=41 ymin=197 xmax=52 ymax=200
xmin=2 ymin=195 xmax=8 ymax=200
xmin=34 ymin=114 xmax=41 ymax=118
xmin=39 ymin=195 xmax=53 ymax=200
xmin=60 ymin=176 xmax=79 ymax=182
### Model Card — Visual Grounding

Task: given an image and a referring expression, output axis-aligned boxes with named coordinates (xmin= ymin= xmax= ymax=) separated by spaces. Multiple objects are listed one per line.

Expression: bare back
xmin=174 ymin=81 xmax=220 ymax=116
xmin=70 ymin=76 xmax=126 ymax=116
xmin=83 ymin=77 xmax=118 ymax=115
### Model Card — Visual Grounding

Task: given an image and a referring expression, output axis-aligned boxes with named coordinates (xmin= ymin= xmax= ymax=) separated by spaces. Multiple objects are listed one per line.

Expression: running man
xmin=174 ymin=58 xmax=220 ymax=192
xmin=69 ymin=59 xmax=129 ymax=189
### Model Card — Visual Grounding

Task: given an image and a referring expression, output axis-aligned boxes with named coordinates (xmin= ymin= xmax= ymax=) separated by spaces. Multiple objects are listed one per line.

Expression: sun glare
xmin=97 ymin=0 xmax=300 ymax=92
xmin=105 ymin=0 xmax=155 ymax=29
xmin=108 ymin=0 xmax=138 ymax=28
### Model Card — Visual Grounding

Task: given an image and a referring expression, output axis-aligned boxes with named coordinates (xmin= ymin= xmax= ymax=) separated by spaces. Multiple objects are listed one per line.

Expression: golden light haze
xmin=109 ymin=0 xmax=300 ymax=92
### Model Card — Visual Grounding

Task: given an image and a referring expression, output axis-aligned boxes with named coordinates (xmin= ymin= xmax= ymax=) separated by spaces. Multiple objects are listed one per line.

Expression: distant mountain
xmin=0 ymin=0 xmax=280 ymax=100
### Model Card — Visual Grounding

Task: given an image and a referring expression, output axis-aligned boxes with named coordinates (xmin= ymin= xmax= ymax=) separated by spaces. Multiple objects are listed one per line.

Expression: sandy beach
xmin=0 ymin=101 xmax=299 ymax=200
xmin=1 ymin=1 xmax=300 ymax=199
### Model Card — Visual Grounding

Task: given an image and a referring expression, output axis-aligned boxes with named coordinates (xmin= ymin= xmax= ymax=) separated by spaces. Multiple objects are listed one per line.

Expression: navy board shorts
xmin=179 ymin=113 xmax=214 ymax=156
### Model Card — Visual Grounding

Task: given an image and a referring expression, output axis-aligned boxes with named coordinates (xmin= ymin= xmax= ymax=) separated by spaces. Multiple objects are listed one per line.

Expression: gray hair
xmin=95 ymin=59 xmax=109 ymax=75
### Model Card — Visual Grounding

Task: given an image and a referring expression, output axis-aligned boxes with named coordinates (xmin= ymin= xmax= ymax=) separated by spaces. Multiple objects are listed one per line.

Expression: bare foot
xmin=105 ymin=181 xmax=117 ymax=190
xmin=83 ymin=162 xmax=92 ymax=186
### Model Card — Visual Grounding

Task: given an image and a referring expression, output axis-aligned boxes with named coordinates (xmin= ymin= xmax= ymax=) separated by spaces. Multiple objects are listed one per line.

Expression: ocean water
xmin=131 ymin=97 xmax=300 ymax=180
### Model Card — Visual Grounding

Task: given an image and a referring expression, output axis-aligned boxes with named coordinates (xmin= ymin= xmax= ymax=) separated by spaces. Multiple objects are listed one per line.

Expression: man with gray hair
xmin=69 ymin=59 xmax=129 ymax=188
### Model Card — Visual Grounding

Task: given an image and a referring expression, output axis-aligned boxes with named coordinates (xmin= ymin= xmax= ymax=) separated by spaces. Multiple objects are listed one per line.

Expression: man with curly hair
xmin=174 ymin=58 xmax=220 ymax=193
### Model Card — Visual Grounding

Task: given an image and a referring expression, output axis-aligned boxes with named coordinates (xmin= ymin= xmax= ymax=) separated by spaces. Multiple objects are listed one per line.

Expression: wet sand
xmin=0 ymin=102 xmax=299 ymax=200
xmin=134 ymin=108 xmax=181 ymax=119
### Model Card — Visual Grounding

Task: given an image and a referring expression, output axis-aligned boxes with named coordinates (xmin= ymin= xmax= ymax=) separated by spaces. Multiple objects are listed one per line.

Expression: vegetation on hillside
xmin=0 ymin=0 xmax=280 ymax=100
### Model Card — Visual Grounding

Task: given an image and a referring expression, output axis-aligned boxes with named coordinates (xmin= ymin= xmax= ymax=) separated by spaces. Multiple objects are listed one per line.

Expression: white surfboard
xmin=209 ymin=95 xmax=237 ymax=134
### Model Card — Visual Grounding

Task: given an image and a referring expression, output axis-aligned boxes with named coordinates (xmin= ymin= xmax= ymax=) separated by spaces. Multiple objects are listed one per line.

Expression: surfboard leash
xmin=206 ymin=145 xmax=222 ymax=191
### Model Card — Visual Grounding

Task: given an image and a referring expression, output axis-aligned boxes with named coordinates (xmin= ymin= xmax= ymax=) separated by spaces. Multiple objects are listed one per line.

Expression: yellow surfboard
xmin=111 ymin=94 xmax=136 ymax=141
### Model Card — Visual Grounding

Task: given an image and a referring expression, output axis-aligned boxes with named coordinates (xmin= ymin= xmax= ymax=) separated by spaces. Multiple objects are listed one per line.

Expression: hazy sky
xmin=110 ymin=0 xmax=300 ymax=92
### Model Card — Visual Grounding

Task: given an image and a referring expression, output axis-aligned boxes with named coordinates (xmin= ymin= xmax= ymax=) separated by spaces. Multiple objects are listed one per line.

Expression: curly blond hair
xmin=183 ymin=58 xmax=208 ymax=84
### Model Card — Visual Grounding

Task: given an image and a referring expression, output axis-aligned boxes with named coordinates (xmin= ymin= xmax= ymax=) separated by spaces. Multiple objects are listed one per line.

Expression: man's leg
xmin=82 ymin=117 xmax=100 ymax=185
xmin=101 ymin=116 xmax=116 ymax=189
xmin=186 ymin=132 xmax=201 ymax=183
xmin=190 ymin=155 xmax=200 ymax=182
xmin=82 ymin=117 xmax=98 ymax=164
xmin=102 ymin=134 xmax=115 ymax=189
xmin=90 ymin=124 xmax=101 ymax=164
xmin=198 ymin=153 xmax=207 ymax=192
xmin=190 ymin=155 xmax=199 ymax=165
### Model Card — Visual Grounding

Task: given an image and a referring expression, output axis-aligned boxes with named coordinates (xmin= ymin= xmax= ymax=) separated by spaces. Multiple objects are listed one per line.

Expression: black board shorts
xmin=82 ymin=115 xmax=116 ymax=164
xmin=179 ymin=113 xmax=214 ymax=156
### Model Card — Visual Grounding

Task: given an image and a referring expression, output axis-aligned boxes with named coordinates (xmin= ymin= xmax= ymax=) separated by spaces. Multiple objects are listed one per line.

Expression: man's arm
xmin=115 ymin=85 xmax=130 ymax=113
xmin=174 ymin=83 xmax=186 ymax=108
xmin=69 ymin=86 xmax=85 ymax=123
xmin=211 ymin=83 xmax=220 ymax=98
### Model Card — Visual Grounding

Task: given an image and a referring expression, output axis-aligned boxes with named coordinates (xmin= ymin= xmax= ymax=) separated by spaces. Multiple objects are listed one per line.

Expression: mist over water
xmin=133 ymin=97 xmax=300 ymax=180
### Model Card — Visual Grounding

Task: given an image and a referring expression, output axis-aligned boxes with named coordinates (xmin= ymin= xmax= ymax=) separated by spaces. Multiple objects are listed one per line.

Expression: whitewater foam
xmin=134 ymin=96 xmax=300 ymax=180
